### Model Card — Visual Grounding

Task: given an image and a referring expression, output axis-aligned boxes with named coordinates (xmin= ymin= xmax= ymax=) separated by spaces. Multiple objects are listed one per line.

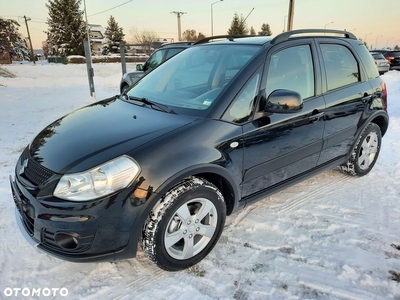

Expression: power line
xmin=88 ymin=0 xmax=134 ymax=17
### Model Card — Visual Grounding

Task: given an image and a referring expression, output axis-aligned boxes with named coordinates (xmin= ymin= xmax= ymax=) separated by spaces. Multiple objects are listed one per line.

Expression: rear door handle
xmin=308 ymin=112 xmax=324 ymax=122
xmin=361 ymin=94 xmax=373 ymax=103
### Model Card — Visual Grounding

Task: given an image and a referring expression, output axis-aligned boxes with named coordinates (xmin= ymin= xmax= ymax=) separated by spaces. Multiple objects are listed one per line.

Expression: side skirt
xmin=241 ymin=156 xmax=347 ymax=207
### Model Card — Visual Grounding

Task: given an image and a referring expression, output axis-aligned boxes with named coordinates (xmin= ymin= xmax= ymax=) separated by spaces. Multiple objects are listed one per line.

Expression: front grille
xmin=19 ymin=147 xmax=54 ymax=186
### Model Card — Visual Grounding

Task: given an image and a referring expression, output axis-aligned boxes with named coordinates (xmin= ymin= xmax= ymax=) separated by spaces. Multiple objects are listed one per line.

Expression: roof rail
xmin=271 ymin=29 xmax=357 ymax=44
xmin=160 ymin=41 xmax=193 ymax=47
xmin=194 ymin=35 xmax=256 ymax=45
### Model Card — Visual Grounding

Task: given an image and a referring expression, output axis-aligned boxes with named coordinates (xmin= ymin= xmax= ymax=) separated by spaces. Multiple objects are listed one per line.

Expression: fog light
xmin=54 ymin=233 xmax=79 ymax=250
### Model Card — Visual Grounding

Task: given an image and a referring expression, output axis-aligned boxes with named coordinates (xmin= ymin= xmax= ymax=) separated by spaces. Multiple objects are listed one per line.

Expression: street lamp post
xmin=211 ymin=0 xmax=223 ymax=36
xmin=375 ymin=35 xmax=383 ymax=49
xmin=324 ymin=21 xmax=334 ymax=29
xmin=386 ymin=37 xmax=392 ymax=48
xmin=324 ymin=22 xmax=333 ymax=35
xmin=364 ymin=32 xmax=372 ymax=46
xmin=283 ymin=15 xmax=287 ymax=32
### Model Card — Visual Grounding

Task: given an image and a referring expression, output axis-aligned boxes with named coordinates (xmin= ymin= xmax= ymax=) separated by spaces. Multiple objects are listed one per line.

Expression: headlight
xmin=54 ymin=156 xmax=140 ymax=201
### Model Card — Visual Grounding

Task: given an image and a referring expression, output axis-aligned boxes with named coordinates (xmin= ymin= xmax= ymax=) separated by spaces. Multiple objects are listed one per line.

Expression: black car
xmin=119 ymin=42 xmax=193 ymax=93
xmin=10 ymin=29 xmax=389 ymax=271
xmin=371 ymin=49 xmax=400 ymax=70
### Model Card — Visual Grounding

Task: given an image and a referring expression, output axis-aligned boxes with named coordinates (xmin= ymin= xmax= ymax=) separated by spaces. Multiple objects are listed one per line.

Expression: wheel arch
xmin=152 ymin=164 xmax=240 ymax=217
xmin=118 ymin=164 xmax=241 ymax=260
xmin=345 ymin=111 xmax=388 ymax=162
xmin=370 ymin=114 xmax=389 ymax=137
xmin=120 ymin=81 xmax=129 ymax=93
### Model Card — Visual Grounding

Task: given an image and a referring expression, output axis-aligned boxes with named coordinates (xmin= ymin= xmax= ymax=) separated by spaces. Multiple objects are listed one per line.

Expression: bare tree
xmin=131 ymin=28 xmax=159 ymax=55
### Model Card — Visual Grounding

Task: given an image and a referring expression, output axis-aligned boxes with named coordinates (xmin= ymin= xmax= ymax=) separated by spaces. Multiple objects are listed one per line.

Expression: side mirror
xmin=136 ymin=64 xmax=143 ymax=71
xmin=265 ymin=89 xmax=303 ymax=113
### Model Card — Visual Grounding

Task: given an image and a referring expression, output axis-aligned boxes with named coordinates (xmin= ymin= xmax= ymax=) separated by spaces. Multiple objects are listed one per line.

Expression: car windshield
xmin=126 ymin=44 xmax=261 ymax=117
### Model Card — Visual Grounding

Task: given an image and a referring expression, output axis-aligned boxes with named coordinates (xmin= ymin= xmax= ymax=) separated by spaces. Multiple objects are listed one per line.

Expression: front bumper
xmin=14 ymin=206 xmax=39 ymax=247
xmin=10 ymin=172 xmax=146 ymax=263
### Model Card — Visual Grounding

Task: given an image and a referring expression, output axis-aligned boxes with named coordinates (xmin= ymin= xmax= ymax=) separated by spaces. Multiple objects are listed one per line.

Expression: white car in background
xmin=370 ymin=52 xmax=390 ymax=74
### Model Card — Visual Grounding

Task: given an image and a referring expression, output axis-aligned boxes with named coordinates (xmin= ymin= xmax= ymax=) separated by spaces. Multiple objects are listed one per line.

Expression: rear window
xmin=321 ymin=44 xmax=360 ymax=90
xmin=389 ymin=51 xmax=400 ymax=56
xmin=372 ymin=53 xmax=385 ymax=59
xmin=357 ymin=44 xmax=380 ymax=80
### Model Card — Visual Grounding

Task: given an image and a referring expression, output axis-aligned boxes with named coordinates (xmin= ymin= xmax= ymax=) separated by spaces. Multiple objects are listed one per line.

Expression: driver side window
xmin=265 ymin=45 xmax=314 ymax=100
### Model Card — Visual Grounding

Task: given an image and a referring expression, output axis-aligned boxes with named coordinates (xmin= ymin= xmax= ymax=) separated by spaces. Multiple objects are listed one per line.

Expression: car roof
xmin=193 ymin=29 xmax=357 ymax=47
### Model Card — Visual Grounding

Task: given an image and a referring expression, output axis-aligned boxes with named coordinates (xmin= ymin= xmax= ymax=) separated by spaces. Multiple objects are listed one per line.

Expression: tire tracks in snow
xmin=275 ymin=171 xmax=352 ymax=214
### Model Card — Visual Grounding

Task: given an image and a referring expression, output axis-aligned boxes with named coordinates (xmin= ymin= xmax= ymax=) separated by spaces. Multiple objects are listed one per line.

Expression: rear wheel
xmin=141 ymin=177 xmax=226 ymax=271
xmin=341 ymin=123 xmax=382 ymax=176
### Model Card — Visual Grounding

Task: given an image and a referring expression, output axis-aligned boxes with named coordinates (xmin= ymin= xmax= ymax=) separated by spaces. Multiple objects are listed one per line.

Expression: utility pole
xmin=23 ymin=16 xmax=35 ymax=64
xmin=287 ymin=0 xmax=295 ymax=31
xmin=83 ymin=0 xmax=95 ymax=98
xmin=171 ymin=11 xmax=186 ymax=41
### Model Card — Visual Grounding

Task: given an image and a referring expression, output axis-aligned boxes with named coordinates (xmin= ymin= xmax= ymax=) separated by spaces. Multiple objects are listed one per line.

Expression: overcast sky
xmin=1 ymin=0 xmax=399 ymax=49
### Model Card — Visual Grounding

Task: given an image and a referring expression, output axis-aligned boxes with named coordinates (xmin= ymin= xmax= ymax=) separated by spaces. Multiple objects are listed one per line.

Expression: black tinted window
xmin=223 ymin=69 xmax=261 ymax=123
xmin=321 ymin=44 xmax=360 ymax=90
xmin=166 ymin=48 xmax=184 ymax=60
xmin=266 ymin=45 xmax=314 ymax=99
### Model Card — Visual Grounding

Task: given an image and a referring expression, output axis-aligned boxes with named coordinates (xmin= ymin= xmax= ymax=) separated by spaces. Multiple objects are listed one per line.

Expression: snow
xmin=1 ymin=62 xmax=400 ymax=299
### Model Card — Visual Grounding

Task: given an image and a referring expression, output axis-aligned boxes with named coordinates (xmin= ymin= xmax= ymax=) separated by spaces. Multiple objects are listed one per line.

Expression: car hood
xmin=29 ymin=97 xmax=197 ymax=173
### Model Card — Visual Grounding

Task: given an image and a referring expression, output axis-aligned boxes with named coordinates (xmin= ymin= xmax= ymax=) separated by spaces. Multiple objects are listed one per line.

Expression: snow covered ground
xmin=0 ymin=62 xmax=400 ymax=300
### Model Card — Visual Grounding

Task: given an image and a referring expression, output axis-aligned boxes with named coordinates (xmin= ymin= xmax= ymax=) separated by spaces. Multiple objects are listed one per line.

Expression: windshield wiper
xmin=122 ymin=94 xmax=176 ymax=114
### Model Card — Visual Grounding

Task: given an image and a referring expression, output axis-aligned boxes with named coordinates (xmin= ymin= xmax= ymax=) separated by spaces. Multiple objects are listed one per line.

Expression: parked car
xmin=370 ymin=52 xmax=390 ymax=74
xmin=11 ymin=29 xmax=389 ymax=271
xmin=120 ymin=42 xmax=193 ymax=93
xmin=371 ymin=50 xmax=400 ymax=70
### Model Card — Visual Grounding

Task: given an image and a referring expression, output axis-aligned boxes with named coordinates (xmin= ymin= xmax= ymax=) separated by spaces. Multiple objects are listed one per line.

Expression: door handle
xmin=361 ymin=94 xmax=372 ymax=103
xmin=308 ymin=112 xmax=324 ymax=123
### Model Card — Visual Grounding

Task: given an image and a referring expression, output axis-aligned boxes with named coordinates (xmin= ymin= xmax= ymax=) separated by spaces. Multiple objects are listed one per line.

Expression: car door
xmin=239 ymin=42 xmax=325 ymax=200
xmin=316 ymin=41 xmax=374 ymax=164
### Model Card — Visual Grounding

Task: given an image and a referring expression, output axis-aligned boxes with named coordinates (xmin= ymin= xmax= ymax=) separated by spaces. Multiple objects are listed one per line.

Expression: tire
xmin=341 ymin=123 xmax=382 ymax=176
xmin=141 ymin=176 xmax=226 ymax=271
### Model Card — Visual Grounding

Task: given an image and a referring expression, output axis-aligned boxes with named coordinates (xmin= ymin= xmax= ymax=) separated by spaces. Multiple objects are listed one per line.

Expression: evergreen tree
xmin=258 ymin=23 xmax=272 ymax=36
xmin=0 ymin=17 xmax=31 ymax=61
xmin=250 ymin=26 xmax=256 ymax=35
xmin=395 ymin=45 xmax=399 ymax=51
xmin=227 ymin=13 xmax=248 ymax=35
xmin=46 ymin=0 xmax=86 ymax=56
xmin=102 ymin=15 xmax=124 ymax=55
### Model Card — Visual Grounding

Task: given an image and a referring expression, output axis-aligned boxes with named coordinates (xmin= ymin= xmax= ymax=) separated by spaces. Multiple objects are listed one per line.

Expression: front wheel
xmin=341 ymin=123 xmax=382 ymax=176
xmin=141 ymin=177 xmax=226 ymax=271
